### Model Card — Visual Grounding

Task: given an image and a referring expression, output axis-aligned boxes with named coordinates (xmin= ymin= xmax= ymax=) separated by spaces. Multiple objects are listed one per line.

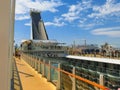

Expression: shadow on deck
xmin=11 ymin=58 xmax=23 ymax=90
xmin=12 ymin=57 xmax=56 ymax=90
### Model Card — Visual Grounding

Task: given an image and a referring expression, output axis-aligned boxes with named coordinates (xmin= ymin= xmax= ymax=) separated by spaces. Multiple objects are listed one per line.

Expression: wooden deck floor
xmin=14 ymin=58 xmax=56 ymax=90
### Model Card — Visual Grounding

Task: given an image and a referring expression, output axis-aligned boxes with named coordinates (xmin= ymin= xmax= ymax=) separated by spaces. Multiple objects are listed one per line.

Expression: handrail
xmin=32 ymin=58 xmax=109 ymax=90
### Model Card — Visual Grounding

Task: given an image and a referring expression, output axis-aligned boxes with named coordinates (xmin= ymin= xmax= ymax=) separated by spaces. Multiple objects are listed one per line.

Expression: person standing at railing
xmin=15 ymin=50 xmax=21 ymax=60
xmin=18 ymin=51 xmax=21 ymax=60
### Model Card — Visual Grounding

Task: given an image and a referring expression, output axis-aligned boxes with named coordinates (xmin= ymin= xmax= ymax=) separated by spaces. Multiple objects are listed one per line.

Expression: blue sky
xmin=14 ymin=0 xmax=120 ymax=48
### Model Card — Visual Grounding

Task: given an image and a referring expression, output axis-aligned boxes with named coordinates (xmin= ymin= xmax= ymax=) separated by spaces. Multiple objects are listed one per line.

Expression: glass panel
xmin=50 ymin=63 xmax=58 ymax=85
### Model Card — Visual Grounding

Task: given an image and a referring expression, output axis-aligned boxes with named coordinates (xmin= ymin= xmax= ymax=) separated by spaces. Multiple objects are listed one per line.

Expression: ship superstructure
xmin=30 ymin=9 xmax=48 ymax=40
xmin=20 ymin=10 xmax=120 ymax=90
xmin=21 ymin=40 xmax=67 ymax=57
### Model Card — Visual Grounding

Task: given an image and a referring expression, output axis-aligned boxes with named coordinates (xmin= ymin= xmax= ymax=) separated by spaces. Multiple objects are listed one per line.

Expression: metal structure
xmin=21 ymin=52 xmax=109 ymax=90
xmin=30 ymin=9 xmax=48 ymax=40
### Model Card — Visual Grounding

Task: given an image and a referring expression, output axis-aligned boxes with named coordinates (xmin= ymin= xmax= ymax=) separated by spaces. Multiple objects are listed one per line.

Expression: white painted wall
xmin=0 ymin=0 xmax=15 ymax=90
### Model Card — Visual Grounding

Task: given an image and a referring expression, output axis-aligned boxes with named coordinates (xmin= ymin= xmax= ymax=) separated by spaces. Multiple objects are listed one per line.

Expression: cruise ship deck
xmin=13 ymin=57 xmax=56 ymax=90
xmin=1 ymin=1 xmax=120 ymax=89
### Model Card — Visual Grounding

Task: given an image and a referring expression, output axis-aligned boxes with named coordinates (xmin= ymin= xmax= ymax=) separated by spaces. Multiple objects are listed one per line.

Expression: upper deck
xmin=21 ymin=40 xmax=67 ymax=57
xmin=66 ymin=55 xmax=120 ymax=65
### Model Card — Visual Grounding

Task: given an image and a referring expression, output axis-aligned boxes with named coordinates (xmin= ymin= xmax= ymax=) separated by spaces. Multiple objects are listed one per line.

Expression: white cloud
xmin=79 ymin=18 xmax=87 ymax=24
xmin=62 ymin=4 xmax=80 ymax=22
xmin=79 ymin=23 xmax=96 ymax=30
xmin=15 ymin=0 xmax=31 ymax=14
xmin=15 ymin=0 xmax=64 ymax=20
xmin=15 ymin=15 xmax=30 ymax=20
xmin=62 ymin=1 xmax=92 ymax=22
xmin=78 ymin=17 xmax=104 ymax=30
xmin=45 ymin=17 xmax=65 ymax=27
xmin=24 ymin=17 xmax=65 ymax=27
xmin=88 ymin=0 xmax=120 ymax=18
xmin=24 ymin=22 xmax=31 ymax=26
xmin=45 ymin=22 xmax=65 ymax=27
xmin=91 ymin=27 xmax=120 ymax=37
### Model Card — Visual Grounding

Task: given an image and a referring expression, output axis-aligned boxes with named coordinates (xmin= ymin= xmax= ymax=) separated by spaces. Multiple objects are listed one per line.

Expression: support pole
xmin=38 ymin=58 xmax=41 ymax=73
xmin=72 ymin=67 xmax=76 ymax=90
xmin=47 ymin=61 xmax=51 ymax=81
xmin=35 ymin=56 xmax=38 ymax=70
xmin=99 ymin=74 xmax=104 ymax=88
xmin=57 ymin=63 xmax=61 ymax=90
xmin=42 ymin=60 xmax=45 ymax=77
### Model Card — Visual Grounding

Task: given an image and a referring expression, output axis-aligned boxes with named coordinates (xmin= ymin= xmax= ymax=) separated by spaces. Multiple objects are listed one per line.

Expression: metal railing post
xmin=28 ymin=54 xmax=30 ymax=65
xmin=57 ymin=63 xmax=61 ymax=90
xmin=38 ymin=58 xmax=41 ymax=73
xmin=32 ymin=55 xmax=34 ymax=68
xmin=72 ymin=67 xmax=76 ymax=90
xmin=47 ymin=61 xmax=51 ymax=81
xmin=35 ymin=56 xmax=37 ymax=70
xmin=30 ymin=55 xmax=32 ymax=66
xmin=42 ymin=60 xmax=45 ymax=77
xmin=99 ymin=74 xmax=104 ymax=90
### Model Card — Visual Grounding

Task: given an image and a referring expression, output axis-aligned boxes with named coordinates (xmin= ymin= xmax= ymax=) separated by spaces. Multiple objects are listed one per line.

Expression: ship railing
xmin=79 ymin=64 xmax=120 ymax=77
xmin=68 ymin=52 xmax=120 ymax=60
xmin=104 ymin=75 xmax=120 ymax=89
xmin=21 ymin=53 xmax=109 ymax=90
